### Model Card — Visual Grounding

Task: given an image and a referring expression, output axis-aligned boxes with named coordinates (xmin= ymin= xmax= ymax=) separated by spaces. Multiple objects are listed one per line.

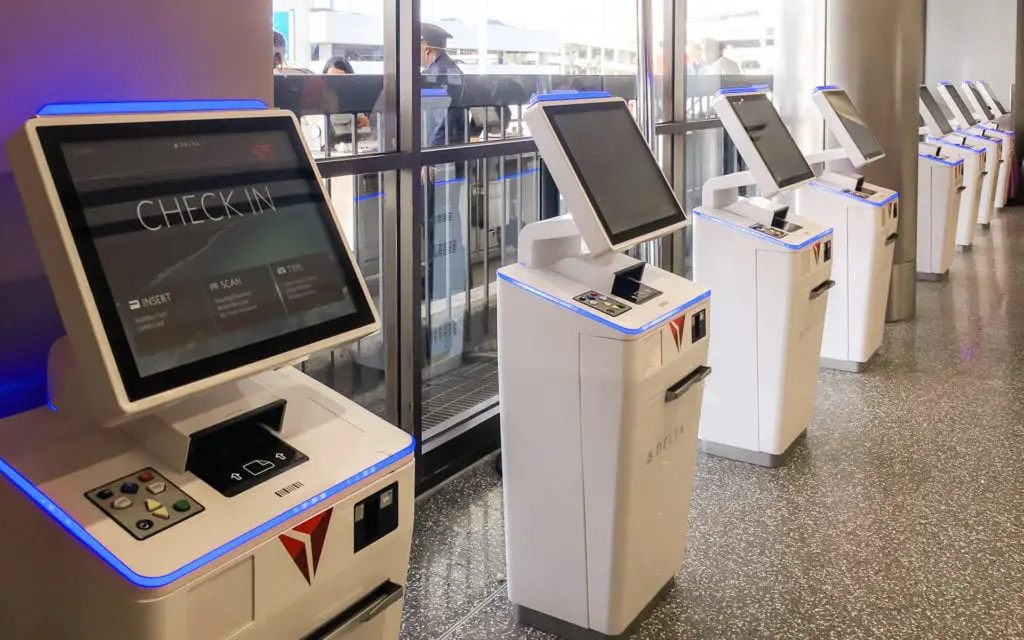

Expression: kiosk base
xmin=514 ymin=580 xmax=674 ymax=640
xmin=700 ymin=430 xmax=807 ymax=468
xmin=917 ymin=271 xmax=950 ymax=282
xmin=820 ymin=352 xmax=875 ymax=373
xmin=956 ymin=244 xmax=973 ymax=253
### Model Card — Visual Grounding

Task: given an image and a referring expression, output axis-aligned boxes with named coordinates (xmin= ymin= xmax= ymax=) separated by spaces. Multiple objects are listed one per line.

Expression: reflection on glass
xmin=298 ymin=172 xmax=390 ymax=419
xmin=421 ymin=154 xmax=540 ymax=442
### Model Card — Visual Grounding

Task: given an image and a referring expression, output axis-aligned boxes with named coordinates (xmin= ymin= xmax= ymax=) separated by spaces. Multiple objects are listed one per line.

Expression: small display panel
xmin=544 ymin=101 xmax=686 ymax=246
xmin=726 ymin=93 xmax=815 ymax=190
xmin=38 ymin=116 xmax=375 ymax=400
xmin=979 ymin=82 xmax=1008 ymax=115
xmin=965 ymin=83 xmax=996 ymax=122
xmin=822 ymin=91 xmax=884 ymax=161
xmin=920 ymin=86 xmax=954 ymax=136
xmin=943 ymin=85 xmax=979 ymax=127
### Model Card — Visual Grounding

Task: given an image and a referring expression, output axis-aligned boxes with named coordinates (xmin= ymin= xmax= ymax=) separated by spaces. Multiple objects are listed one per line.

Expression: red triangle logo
xmin=278 ymin=508 xmax=334 ymax=585
xmin=668 ymin=316 xmax=685 ymax=352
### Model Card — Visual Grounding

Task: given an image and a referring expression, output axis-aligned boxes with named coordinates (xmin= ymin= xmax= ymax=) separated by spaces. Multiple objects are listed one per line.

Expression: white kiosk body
xmin=938 ymin=81 xmax=1009 ymax=219
xmin=796 ymin=86 xmax=899 ymax=372
xmin=921 ymin=85 xmax=989 ymax=251
xmin=916 ymin=142 xmax=966 ymax=280
xmin=0 ymin=106 xmax=414 ymax=640
xmin=694 ymin=89 xmax=833 ymax=467
xmin=499 ymin=94 xmax=711 ymax=639
xmin=962 ymin=80 xmax=1015 ymax=211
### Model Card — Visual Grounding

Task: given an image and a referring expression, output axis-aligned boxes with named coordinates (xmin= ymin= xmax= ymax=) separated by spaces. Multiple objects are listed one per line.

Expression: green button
xmin=173 ymin=499 xmax=191 ymax=513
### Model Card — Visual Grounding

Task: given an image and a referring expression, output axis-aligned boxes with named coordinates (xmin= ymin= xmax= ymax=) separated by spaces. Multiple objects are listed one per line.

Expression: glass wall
xmin=270 ymin=0 xmax=826 ymax=490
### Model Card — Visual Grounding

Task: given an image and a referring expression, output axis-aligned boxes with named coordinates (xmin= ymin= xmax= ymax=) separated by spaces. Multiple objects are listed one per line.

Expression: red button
xmin=138 ymin=471 xmax=154 ymax=482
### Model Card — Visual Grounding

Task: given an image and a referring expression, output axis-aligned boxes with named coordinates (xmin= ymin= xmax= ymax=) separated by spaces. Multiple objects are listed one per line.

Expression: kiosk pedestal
xmin=694 ymin=89 xmax=833 ymax=467
xmin=796 ymin=87 xmax=899 ymax=372
xmin=500 ymin=94 xmax=711 ymax=639
xmin=917 ymin=145 xmax=965 ymax=281
xmin=0 ymin=105 xmax=414 ymax=640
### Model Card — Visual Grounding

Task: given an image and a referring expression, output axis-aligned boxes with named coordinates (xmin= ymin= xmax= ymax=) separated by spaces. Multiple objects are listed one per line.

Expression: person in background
xmin=273 ymin=30 xmax=287 ymax=72
xmin=685 ymin=42 xmax=703 ymax=75
xmin=700 ymin=38 xmax=742 ymax=76
xmin=420 ymin=22 xmax=467 ymax=307
xmin=322 ymin=56 xmax=355 ymax=75
xmin=321 ymin=56 xmax=371 ymax=131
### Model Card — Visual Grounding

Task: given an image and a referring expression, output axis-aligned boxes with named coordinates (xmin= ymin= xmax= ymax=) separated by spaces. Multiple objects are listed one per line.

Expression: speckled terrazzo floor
xmin=400 ymin=209 xmax=1024 ymax=640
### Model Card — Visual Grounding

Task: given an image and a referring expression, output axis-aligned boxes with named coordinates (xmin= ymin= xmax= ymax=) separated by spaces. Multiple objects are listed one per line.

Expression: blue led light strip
xmin=36 ymin=99 xmax=268 ymax=116
xmin=530 ymin=91 xmax=613 ymax=105
xmin=498 ymin=272 xmax=710 ymax=336
xmin=918 ymin=153 xmax=963 ymax=167
xmin=813 ymin=85 xmax=840 ymax=93
xmin=0 ymin=436 xmax=415 ymax=589
xmin=807 ymin=182 xmax=899 ymax=208
xmin=928 ymin=137 xmax=985 ymax=154
xmin=715 ymin=84 xmax=771 ymax=97
xmin=693 ymin=208 xmax=833 ymax=250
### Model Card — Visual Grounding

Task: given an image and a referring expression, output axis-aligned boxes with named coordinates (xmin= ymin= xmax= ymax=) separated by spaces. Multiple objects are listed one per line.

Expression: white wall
xmin=0 ymin=0 xmax=272 ymax=416
xmin=925 ymin=0 xmax=1017 ymax=102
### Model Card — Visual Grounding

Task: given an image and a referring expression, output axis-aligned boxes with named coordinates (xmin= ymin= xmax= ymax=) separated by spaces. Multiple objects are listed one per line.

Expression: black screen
xmin=980 ymin=82 xmax=1008 ymax=115
xmin=966 ymin=83 xmax=996 ymax=122
xmin=544 ymin=101 xmax=686 ymax=246
xmin=38 ymin=116 xmax=375 ymax=400
xmin=920 ymin=86 xmax=954 ymax=136
xmin=944 ymin=85 xmax=979 ymax=127
xmin=823 ymin=91 xmax=884 ymax=161
xmin=727 ymin=93 xmax=814 ymax=190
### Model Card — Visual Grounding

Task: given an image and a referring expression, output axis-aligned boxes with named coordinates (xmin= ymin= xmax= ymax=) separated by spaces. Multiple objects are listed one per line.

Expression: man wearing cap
xmin=421 ymin=22 xmax=467 ymax=309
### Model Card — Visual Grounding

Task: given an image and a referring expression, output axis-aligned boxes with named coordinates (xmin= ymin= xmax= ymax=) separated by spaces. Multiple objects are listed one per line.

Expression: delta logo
xmin=668 ymin=315 xmax=686 ymax=352
xmin=812 ymin=241 xmax=823 ymax=264
xmin=250 ymin=143 xmax=273 ymax=160
xmin=278 ymin=508 xmax=333 ymax=585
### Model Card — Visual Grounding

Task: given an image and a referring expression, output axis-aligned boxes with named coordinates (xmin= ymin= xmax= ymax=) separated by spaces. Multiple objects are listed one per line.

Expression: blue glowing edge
xmin=813 ymin=85 xmax=840 ymax=93
xmin=928 ymin=136 xmax=985 ymax=154
xmin=421 ymin=88 xmax=449 ymax=97
xmin=530 ymin=91 xmax=613 ymax=105
xmin=0 ymin=435 xmax=415 ymax=589
xmin=715 ymin=84 xmax=770 ymax=97
xmin=807 ymin=182 xmax=899 ymax=208
xmin=938 ymin=81 xmax=952 ymax=86
xmin=693 ymin=208 xmax=834 ymax=250
xmin=497 ymin=272 xmax=710 ymax=336
xmin=36 ymin=99 xmax=268 ymax=116
xmin=918 ymin=153 xmax=964 ymax=167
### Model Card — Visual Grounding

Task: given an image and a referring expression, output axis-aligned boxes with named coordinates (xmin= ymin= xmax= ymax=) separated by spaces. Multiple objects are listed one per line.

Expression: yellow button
xmin=152 ymin=507 xmax=170 ymax=520
xmin=145 ymin=499 xmax=162 ymax=513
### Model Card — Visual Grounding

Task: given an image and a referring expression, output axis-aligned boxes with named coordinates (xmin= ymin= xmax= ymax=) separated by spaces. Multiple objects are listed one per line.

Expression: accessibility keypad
xmin=85 ymin=468 xmax=204 ymax=541
xmin=573 ymin=291 xmax=632 ymax=318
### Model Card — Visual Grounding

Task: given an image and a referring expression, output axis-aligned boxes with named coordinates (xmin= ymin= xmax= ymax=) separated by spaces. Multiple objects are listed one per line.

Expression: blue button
xmin=121 ymin=482 xmax=139 ymax=495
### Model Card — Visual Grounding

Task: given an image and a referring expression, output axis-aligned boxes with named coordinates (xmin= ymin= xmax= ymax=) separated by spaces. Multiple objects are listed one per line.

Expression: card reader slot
xmin=304 ymin=581 xmax=404 ymax=639
xmin=809 ymin=280 xmax=836 ymax=300
xmin=957 ymin=186 xmax=968 ymax=192
xmin=665 ymin=366 xmax=712 ymax=403
xmin=885 ymin=233 xmax=899 ymax=246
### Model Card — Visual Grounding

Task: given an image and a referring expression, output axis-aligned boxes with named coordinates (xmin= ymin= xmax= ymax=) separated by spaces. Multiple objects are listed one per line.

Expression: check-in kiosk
xmin=694 ymin=89 xmax=833 ymax=467
xmin=796 ymin=86 xmax=898 ymax=372
xmin=0 ymin=103 xmax=414 ymax=640
xmin=921 ymin=85 xmax=989 ymax=251
xmin=938 ymin=81 xmax=1010 ymax=218
xmin=499 ymin=93 xmax=712 ymax=638
xmin=916 ymin=141 xmax=966 ymax=281
xmin=963 ymin=80 xmax=1016 ymax=208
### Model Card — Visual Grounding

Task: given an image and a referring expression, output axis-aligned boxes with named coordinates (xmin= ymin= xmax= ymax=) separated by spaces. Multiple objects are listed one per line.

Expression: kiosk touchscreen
xmin=975 ymin=81 xmax=1010 ymax=119
xmin=796 ymin=86 xmax=898 ymax=372
xmin=498 ymin=93 xmax=711 ymax=639
xmin=938 ymin=81 xmax=1011 ymax=216
xmin=0 ymin=105 xmax=414 ymax=640
xmin=694 ymin=89 xmax=833 ymax=467
xmin=921 ymin=85 xmax=987 ymax=252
